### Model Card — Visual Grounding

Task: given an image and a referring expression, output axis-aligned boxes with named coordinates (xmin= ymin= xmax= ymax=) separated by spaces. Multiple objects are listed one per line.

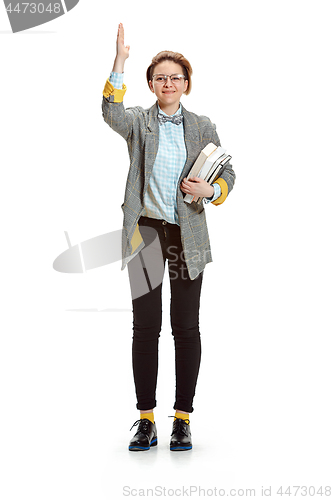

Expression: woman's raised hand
xmin=116 ymin=23 xmax=130 ymax=60
xmin=112 ymin=23 xmax=130 ymax=73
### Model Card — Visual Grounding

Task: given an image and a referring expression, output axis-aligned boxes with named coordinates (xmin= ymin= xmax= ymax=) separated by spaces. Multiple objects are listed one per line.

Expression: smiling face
xmin=149 ymin=60 xmax=188 ymax=115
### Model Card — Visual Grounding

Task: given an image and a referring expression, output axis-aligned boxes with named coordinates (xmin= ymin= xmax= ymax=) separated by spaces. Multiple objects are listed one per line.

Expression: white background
xmin=1 ymin=1 xmax=332 ymax=498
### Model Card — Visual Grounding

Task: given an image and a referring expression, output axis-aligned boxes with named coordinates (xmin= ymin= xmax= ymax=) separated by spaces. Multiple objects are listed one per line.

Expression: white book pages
xmin=197 ymin=146 xmax=227 ymax=180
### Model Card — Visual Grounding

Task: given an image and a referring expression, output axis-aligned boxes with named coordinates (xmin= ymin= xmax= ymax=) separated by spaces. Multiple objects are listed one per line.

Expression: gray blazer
xmin=101 ymin=96 xmax=236 ymax=280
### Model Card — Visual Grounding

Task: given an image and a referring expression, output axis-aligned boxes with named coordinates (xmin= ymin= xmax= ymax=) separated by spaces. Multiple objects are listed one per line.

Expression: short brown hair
xmin=146 ymin=51 xmax=193 ymax=95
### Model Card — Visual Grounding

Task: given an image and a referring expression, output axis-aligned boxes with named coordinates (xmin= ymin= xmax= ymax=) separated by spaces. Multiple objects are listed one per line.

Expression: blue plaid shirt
xmin=110 ymin=72 xmax=221 ymax=225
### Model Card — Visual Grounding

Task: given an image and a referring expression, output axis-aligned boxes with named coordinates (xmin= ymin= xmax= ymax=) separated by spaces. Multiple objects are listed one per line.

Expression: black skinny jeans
xmin=127 ymin=216 xmax=203 ymax=413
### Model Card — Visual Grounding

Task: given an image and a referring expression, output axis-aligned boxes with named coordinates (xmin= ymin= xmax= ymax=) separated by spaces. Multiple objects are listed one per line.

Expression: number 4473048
xmin=6 ymin=3 xmax=61 ymax=14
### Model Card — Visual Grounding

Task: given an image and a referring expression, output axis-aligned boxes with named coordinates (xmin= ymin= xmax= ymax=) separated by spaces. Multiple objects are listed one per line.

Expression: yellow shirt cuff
xmin=211 ymin=178 xmax=228 ymax=206
xmin=102 ymin=79 xmax=127 ymax=103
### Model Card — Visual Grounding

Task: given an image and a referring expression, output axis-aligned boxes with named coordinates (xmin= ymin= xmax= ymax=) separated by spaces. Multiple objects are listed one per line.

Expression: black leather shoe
xmin=169 ymin=416 xmax=192 ymax=451
xmin=128 ymin=418 xmax=158 ymax=451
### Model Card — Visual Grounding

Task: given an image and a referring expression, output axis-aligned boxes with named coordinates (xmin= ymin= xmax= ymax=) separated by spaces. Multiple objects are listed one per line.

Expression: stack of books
xmin=184 ymin=143 xmax=232 ymax=204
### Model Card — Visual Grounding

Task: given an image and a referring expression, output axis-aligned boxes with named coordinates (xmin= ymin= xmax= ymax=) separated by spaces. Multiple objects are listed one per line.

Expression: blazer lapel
xmin=181 ymin=106 xmax=201 ymax=179
xmin=144 ymin=102 xmax=159 ymax=192
xmin=177 ymin=106 xmax=202 ymax=218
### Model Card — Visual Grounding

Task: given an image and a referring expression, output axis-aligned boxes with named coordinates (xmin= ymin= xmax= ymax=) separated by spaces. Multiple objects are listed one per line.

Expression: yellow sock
xmin=174 ymin=411 xmax=190 ymax=423
xmin=140 ymin=412 xmax=154 ymax=424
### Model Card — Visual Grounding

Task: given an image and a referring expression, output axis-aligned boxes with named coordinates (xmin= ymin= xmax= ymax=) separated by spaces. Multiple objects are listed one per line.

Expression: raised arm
xmin=112 ymin=23 xmax=130 ymax=73
xmin=102 ymin=23 xmax=137 ymax=141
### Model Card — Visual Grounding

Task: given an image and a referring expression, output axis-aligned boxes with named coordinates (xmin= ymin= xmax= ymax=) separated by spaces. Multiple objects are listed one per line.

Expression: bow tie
xmin=157 ymin=113 xmax=183 ymax=126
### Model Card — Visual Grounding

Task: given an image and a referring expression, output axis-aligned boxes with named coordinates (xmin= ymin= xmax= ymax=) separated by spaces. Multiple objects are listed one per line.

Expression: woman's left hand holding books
xmin=180 ymin=177 xmax=214 ymax=201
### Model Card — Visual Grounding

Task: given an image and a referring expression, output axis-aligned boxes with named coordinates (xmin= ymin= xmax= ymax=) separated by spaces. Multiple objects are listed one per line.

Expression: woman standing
xmin=102 ymin=23 xmax=235 ymax=451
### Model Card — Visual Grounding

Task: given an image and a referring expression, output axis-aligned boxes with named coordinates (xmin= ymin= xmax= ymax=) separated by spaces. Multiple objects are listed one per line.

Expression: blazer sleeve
xmin=204 ymin=120 xmax=236 ymax=206
xmin=101 ymin=79 xmax=142 ymax=142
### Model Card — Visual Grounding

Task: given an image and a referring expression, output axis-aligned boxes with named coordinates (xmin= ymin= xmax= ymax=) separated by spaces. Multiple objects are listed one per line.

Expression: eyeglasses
xmin=151 ymin=74 xmax=186 ymax=85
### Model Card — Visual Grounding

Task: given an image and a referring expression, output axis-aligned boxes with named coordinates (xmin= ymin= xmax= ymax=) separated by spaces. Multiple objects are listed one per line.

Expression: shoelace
xmin=168 ymin=416 xmax=190 ymax=436
xmin=129 ymin=418 xmax=150 ymax=432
